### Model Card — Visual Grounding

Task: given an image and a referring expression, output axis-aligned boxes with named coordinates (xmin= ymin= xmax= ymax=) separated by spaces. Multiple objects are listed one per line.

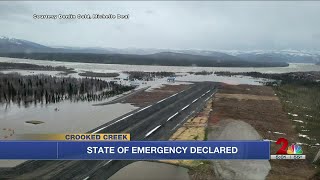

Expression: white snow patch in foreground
xmin=293 ymin=120 xmax=304 ymax=123
xmin=298 ymin=133 xmax=312 ymax=140
xmin=273 ymin=132 xmax=286 ymax=135
xmin=296 ymin=142 xmax=310 ymax=146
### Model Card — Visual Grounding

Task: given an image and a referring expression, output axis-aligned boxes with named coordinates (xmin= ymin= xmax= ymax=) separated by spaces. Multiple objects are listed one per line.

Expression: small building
xmin=167 ymin=76 xmax=175 ymax=82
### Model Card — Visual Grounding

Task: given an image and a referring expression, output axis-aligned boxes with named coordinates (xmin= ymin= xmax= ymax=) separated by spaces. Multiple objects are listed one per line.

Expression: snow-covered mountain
xmin=0 ymin=36 xmax=319 ymax=64
xmin=0 ymin=36 xmax=114 ymax=54
xmin=0 ymin=36 xmax=52 ymax=53
xmin=219 ymin=50 xmax=320 ymax=63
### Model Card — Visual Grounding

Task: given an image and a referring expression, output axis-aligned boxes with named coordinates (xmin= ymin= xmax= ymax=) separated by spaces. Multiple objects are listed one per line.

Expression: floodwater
xmin=109 ymin=161 xmax=190 ymax=180
xmin=0 ymin=102 xmax=137 ymax=136
xmin=1 ymin=57 xmax=320 ymax=73
xmin=177 ymin=74 xmax=268 ymax=85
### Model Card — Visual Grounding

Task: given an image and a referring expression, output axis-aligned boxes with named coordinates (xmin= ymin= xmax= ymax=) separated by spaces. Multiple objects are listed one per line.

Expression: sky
xmin=0 ymin=1 xmax=320 ymax=50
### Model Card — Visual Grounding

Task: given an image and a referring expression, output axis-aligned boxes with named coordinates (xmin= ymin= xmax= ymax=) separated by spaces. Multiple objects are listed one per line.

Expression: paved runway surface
xmin=0 ymin=82 xmax=217 ymax=180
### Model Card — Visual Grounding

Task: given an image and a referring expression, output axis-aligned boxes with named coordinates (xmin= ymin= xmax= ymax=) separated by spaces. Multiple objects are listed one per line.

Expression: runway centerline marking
xmin=181 ymin=104 xmax=190 ymax=111
xmin=83 ymin=176 xmax=90 ymax=180
xmin=145 ymin=125 xmax=162 ymax=137
xmin=103 ymin=160 xmax=112 ymax=166
xmin=192 ymin=98 xmax=199 ymax=103
xmin=167 ymin=112 xmax=179 ymax=122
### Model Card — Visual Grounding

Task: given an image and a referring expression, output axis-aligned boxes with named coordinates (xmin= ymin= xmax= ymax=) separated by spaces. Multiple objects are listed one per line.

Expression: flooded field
xmin=0 ymin=102 xmax=137 ymax=137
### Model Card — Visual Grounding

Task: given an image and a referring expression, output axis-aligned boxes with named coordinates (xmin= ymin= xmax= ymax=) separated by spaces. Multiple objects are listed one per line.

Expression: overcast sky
xmin=0 ymin=1 xmax=320 ymax=50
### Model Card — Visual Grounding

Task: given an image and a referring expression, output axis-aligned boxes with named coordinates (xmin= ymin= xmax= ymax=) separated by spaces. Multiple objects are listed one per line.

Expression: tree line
xmin=0 ymin=73 xmax=134 ymax=107
xmin=0 ymin=62 xmax=76 ymax=75
xmin=124 ymin=71 xmax=175 ymax=81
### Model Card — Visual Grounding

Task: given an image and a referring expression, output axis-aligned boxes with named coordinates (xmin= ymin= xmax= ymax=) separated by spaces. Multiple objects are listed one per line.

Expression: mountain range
xmin=0 ymin=36 xmax=319 ymax=67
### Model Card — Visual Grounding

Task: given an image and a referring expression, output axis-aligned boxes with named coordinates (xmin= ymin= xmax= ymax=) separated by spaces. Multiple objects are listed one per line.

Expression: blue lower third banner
xmin=0 ymin=141 xmax=270 ymax=160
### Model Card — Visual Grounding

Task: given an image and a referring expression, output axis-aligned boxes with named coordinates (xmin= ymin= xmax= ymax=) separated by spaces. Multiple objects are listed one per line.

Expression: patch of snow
xmin=306 ymin=115 xmax=313 ymax=118
xmin=301 ymin=129 xmax=310 ymax=132
xmin=0 ymin=36 xmax=9 ymax=39
xmin=273 ymin=132 xmax=286 ymax=135
xmin=298 ymin=133 xmax=311 ymax=140
xmin=296 ymin=142 xmax=310 ymax=146
xmin=293 ymin=120 xmax=304 ymax=123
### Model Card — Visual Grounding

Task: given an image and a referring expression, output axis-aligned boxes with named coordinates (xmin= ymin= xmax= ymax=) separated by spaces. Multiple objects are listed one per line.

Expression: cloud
xmin=0 ymin=2 xmax=32 ymax=23
xmin=0 ymin=1 xmax=319 ymax=50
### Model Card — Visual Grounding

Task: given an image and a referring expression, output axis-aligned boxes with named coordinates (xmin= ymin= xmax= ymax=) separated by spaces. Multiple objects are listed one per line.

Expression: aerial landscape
xmin=0 ymin=1 xmax=320 ymax=180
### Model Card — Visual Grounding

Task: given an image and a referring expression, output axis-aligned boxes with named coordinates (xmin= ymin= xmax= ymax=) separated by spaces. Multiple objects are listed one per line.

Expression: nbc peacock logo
xmin=287 ymin=144 xmax=303 ymax=155
xmin=271 ymin=138 xmax=306 ymax=160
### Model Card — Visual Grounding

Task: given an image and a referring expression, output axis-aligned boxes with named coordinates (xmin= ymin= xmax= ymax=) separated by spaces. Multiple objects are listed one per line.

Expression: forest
xmin=0 ymin=62 xmax=76 ymax=75
xmin=0 ymin=73 xmax=134 ymax=107
xmin=124 ymin=71 xmax=175 ymax=81
xmin=78 ymin=71 xmax=120 ymax=78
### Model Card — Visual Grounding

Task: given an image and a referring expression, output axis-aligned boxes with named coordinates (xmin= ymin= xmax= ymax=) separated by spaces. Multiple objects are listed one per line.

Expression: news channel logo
xmin=270 ymin=137 xmax=305 ymax=160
